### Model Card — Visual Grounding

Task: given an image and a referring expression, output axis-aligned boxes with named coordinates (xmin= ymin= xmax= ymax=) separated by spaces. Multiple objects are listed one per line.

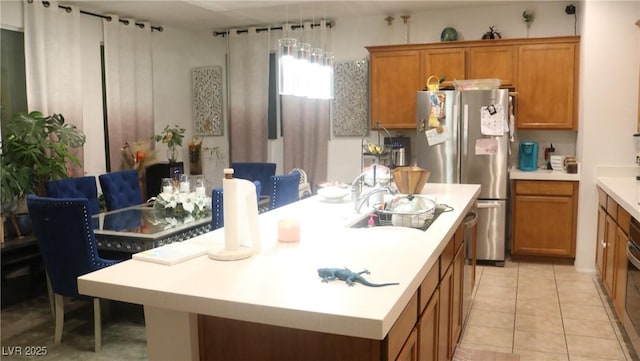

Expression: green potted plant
xmin=154 ymin=124 xmax=185 ymax=163
xmin=1 ymin=111 xmax=86 ymax=237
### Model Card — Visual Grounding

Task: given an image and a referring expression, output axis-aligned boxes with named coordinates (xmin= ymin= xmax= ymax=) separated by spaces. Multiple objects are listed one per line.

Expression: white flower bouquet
xmin=154 ymin=190 xmax=211 ymax=219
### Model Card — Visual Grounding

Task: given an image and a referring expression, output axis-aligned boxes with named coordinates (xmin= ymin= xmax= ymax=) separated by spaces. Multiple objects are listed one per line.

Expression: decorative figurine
xmin=482 ymin=26 xmax=502 ymax=39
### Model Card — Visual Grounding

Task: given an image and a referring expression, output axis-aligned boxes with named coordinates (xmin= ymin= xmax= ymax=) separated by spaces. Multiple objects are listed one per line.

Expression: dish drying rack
xmin=375 ymin=204 xmax=453 ymax=231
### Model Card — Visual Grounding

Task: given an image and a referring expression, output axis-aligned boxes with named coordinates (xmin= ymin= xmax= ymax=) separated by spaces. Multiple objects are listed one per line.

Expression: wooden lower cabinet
xmin=512 ymin=180 xmax=578 ymax=258
xmin=438 ymin=263 xmax=453 ymax=361
xmin=614 ymin=226 xmax=629 ymax=319
xmin=451 ymin=245 xmax=464 ymax=346
xmin=604 ymin=214 xmax=617 ymax=296
xmin=596 ymin=206 xmax=607 ymax=276
xmin=595 ymin=187 xmax=632 ymax=321
xmin=417 ymin=288 xmax=439 ymax=361
xmin=396 ymin=328 xmax=419 ymax=361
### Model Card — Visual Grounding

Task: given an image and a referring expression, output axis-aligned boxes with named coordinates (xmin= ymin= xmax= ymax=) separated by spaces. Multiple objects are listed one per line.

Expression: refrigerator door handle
xmin=477 ymin=201 xmax=502 ymax=209
xmin=462 ymin=104 xmax=469 ymax=179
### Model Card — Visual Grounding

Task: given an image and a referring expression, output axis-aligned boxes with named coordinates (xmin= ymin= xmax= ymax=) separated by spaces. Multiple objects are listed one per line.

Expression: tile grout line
xmin=552 ymin=263 xmax=572 ymax=361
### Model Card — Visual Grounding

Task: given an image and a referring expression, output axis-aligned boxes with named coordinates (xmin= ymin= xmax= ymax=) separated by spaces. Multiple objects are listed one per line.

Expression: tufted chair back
xmin=268 ymin=171 xmax=301 ymax=210
xmin=98 ymin=170 xmax=143 ymax=211
xmin=46 ymin=176 xmax=101 ymax=215
xmin=27 ymin=195 xmax=121 ymax=352
xmin=231 ymin=162 xmax=276 ymax=197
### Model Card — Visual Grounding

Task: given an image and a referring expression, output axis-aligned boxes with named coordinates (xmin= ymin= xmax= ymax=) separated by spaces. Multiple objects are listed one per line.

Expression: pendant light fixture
xmin=278 ymin=37 xmax=297 ymax=95
xmin=277 ymin=18 xmax=333 ymax=99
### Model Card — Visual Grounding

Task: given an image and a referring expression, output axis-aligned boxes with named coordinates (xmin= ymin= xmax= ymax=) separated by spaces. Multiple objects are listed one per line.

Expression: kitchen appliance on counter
xmin=385 ymin=136 xmax=410 ymax=168
xmin=416 ymin=89 xmax=510 ymax=265
xmin=518 ymin=141 xmax=538 ymax=171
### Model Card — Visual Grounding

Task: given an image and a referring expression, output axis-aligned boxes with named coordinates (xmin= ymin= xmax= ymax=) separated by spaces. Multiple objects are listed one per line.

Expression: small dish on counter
xmin=317 ymin=185 xmax=350 ymax=203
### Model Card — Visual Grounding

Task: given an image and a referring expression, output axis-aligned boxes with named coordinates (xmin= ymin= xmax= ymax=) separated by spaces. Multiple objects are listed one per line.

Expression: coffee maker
xmin=385 ymin=136 xmax=410 ymax=168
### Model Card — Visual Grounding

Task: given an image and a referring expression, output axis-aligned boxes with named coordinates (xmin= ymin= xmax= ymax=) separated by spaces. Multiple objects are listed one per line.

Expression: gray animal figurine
xmin=318 ymin=267 xmax=399 ymax=287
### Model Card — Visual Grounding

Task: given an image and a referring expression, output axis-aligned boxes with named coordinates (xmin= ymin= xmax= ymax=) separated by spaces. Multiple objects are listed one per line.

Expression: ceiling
xmin=59 ymin=1 xmax=506 ymax=32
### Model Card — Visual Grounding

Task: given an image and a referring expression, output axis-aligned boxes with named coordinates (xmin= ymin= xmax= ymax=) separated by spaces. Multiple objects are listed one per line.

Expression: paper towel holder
xmin=208 ymin=169 xmax=260 ymax=261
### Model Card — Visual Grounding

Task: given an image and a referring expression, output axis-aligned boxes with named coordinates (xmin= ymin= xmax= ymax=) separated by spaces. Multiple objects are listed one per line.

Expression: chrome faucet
xmin=350 ymin=167 xmax=396 ymax=213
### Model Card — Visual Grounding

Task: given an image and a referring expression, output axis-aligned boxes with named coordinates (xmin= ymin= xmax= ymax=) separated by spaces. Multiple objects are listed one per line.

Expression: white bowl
xmin=317 ymin=186 xmax=349 ymax=202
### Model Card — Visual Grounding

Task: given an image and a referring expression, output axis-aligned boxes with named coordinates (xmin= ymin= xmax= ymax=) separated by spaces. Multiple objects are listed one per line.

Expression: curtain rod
xmin=213 ymin=21 xmax=334 ymax=37
xmin=35 ymin=1 xmax=164 ymax=32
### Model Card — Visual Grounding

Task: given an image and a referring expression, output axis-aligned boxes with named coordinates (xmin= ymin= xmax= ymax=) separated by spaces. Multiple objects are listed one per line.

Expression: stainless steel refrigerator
xmin=416 ymin=89 xmax=510 ymax=265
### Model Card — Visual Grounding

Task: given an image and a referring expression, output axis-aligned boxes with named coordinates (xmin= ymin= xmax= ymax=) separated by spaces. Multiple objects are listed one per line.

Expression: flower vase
xmin=167 ymin=146 xmax=178 ymax=163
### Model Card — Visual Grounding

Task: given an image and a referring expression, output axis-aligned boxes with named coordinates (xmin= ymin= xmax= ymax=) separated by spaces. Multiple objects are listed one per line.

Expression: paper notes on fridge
xmin=425 ymin=125 xmax=449 ymax=146
xmin=480 ymin=104 xmax=507 ymax=136
xmin=475 ymin=138 xmax=499 ymax=155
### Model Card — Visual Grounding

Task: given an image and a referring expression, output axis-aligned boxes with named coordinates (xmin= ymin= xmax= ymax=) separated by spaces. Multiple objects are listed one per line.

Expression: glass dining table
xmin=92 ymin=203 xmax=212 ymax=253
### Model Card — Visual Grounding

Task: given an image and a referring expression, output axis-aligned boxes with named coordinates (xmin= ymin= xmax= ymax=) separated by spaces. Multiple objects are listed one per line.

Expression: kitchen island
xmin=78 ymin=183 xmax=480 ymax=360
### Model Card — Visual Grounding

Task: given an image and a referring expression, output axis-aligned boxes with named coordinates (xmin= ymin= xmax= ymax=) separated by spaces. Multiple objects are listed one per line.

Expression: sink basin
xmin=348 ymin=203 xmax=451 ymax=231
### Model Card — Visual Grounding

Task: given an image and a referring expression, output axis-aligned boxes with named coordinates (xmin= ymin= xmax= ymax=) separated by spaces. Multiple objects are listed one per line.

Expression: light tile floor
xmin=459 ymin=260 xmax=638 ymax=361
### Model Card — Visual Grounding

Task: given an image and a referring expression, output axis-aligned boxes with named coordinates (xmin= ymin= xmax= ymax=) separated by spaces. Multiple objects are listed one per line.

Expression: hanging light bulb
xmin=321 ymin=51 xmax=335 ymax=100
xmin=293 ymin=42 xmax=311 ymax=97
xmin=278 ymin=38 xmax=297 ymax=95
xmin=307 ymin=47 xmax=324 ymax=99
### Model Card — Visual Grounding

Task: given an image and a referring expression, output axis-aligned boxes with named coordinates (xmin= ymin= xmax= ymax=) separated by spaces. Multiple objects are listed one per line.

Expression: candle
xmin=195 ymin=186 xmax=206 ymax=197
xmin=162 ymin=185 xmax=173 ymax=194
xmin=179 ymin=181 xmax=190 ymax=193
xmin=277 ymin=218 xmax=300 ymax=243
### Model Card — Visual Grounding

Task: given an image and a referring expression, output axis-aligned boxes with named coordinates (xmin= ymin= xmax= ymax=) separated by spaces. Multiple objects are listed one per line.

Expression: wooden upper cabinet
xmin=420 ymin=48 xmax=466 ymax=85
xmin=367 ymin=36 xmax=579 ymax=130
xmin=516 ymin=40 xmax=579 ymax=129
xmin=467 ymin=46 xmax=516 ymax=87
xmin=369 ymin=50 xmax=422 ymax=129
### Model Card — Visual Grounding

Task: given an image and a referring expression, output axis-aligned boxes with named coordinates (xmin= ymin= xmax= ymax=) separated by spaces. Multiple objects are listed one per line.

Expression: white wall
xmin=574 ymin=1 xmax=640 ymax=271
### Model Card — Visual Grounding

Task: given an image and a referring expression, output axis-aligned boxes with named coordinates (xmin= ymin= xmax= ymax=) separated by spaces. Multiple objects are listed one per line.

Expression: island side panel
xmin=198 ymin=315 xmax=382 ymax=361
xmin=144 ymin=306 xmax=199 ymax=361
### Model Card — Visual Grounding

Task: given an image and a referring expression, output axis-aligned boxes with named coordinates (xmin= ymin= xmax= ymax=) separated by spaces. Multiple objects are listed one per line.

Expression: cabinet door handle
xmin=601 ymin=240 xmax=606 ymax=248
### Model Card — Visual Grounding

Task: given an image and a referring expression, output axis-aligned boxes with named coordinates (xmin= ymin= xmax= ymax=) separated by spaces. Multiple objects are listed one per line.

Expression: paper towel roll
xmin=209 ymin=176 xmax=260 ymax=261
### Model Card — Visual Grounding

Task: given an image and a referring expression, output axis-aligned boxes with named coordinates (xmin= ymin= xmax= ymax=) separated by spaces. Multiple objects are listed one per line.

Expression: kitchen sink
xmin=348 ymin=203 xmax=452 ymax=231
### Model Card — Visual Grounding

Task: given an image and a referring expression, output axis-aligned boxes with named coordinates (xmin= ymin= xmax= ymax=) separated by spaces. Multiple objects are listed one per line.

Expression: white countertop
xmin=510 ymin=166 xmax=580 ymax=181
xmin=78 ymin=183 xmax=480 ymax=340
xmin=596 ymin=176 xmax=640 ymax=221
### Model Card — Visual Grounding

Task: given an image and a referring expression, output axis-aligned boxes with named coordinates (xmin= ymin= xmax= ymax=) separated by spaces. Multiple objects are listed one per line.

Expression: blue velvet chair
xmin=267 ymin=171 xmax=301 ymax=210
xmin=46 ymin=176 xmax=101 ymax=215
xmin=27 ymin=195 xmax=122 ymax=352
xmin=99 ymin=170 xmax=143 ymax=211
xmin=231 ymin=162 xmax=276 ymax=198
xmin=211 ymin=181 xmax=261 ymax=230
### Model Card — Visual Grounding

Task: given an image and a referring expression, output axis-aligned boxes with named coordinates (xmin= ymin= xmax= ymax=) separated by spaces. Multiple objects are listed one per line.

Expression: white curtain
xmin=282 ymin=97 xmax=329 ymax=185
xmin=103 ymin=15 xmax=154 ymax=171
xmin=281 ymin=22 xmax=331 ymax=185
xmin=228 ymin=28 xmax=270 ymax=162
xmin=23 ymin=0 xmax=84 ymax=175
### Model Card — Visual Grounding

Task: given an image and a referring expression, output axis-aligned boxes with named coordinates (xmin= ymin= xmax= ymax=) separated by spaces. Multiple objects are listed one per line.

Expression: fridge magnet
xmin=428 ymin=92 xmax=447 ymax=131
xmin=425 ymin=125 xmax=449 ymax=146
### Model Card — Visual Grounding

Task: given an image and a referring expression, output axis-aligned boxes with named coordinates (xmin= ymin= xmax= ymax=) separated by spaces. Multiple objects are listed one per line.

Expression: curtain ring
xmin=64 ymin=7 xmax=72 ymax=13
xmin=106 ymin=15 xmax=113 ymax=22
xmin=42 ymin=1 xmax=50 ymax=8
xmin=26 ymin=0 xmax=33 ymax=4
